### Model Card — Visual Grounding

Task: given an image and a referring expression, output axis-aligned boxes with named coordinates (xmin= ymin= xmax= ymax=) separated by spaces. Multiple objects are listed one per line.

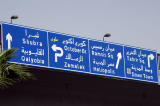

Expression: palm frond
xmin=7 ymin=64 xmax=35 ymax=81
xmin=0 ymin=49 xmax=16 ymax=71
xmin=0 ymin=77 xmax=15 ymax=89
xmin=0 ymin=49 xmax=35 ymax=89
xmin=0 ymin=49 xmax=16 ymax=61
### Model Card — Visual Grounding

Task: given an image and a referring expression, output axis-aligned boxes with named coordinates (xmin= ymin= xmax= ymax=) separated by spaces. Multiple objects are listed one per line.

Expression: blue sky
xmin=0 ymin=0 xmax=160 ymax=52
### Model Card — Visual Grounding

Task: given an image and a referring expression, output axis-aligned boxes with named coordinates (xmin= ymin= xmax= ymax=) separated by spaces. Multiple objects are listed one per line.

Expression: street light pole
xmin=103 ymin=33 xmax=111 ymax=41
xmin=10 ymin=15 xmax=18 ymax=24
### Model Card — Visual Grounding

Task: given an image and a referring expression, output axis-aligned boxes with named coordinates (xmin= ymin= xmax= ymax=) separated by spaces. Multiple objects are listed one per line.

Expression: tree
xmin=0 ymin=49 xmax=34 ymax=89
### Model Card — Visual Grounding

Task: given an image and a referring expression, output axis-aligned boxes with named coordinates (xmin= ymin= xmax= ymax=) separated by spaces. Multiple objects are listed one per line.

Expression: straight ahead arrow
xmin=6 ymin=33 xmax=12 ymax=49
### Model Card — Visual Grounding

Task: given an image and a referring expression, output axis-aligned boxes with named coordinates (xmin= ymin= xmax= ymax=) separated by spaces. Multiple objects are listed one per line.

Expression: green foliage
xmin=0 ymin=49 xmax=34 ymax=89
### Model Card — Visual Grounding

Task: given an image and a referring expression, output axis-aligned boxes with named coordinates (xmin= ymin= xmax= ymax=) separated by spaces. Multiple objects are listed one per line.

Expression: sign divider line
xmin=123 ymin=46 xmax=126 ymax=77
xmin=1 ymin=24 xmax=3 ymax=51
xmin=88 ymin=40 xmax=91 ymax=73
xmin=47 ymin=32 xmax=50 ymax=67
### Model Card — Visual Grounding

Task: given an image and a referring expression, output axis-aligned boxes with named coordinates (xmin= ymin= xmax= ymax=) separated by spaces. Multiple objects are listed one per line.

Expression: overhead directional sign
xmin=2 ymin=24 xmax=48 ymax=67
xmin=89 ymin=40 xmax=125 ymax=78
xmin=0 ymin=22 xmax=158 ymax=83
xmin=124 ymin=46 xmax=158 ymax=82
xmin=48 ymin=32 xmax=90 ymax=72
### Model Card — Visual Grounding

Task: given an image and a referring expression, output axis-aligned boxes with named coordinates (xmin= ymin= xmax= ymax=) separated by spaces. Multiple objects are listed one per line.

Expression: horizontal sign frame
xmin=0 ymin=22 xmax=158 ymax=83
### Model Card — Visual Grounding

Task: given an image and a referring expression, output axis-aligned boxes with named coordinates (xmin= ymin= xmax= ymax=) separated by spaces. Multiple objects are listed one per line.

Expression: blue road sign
xmin=48 ymin=32 xmax=90 ymax=72
xmin=124 ymin=46 xmax=158 ymax=83
xmin=0 ymin=22 xmax=158 ymax=83
xmin=89 ymin=40 xmax=125 ymax=78
xmin=2 ymin=23 xmax=48 ymax=67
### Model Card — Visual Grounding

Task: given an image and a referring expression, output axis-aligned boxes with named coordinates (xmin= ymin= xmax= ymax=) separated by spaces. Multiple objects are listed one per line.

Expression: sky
xmin=0 ymin=0 xmax=160 ymax=52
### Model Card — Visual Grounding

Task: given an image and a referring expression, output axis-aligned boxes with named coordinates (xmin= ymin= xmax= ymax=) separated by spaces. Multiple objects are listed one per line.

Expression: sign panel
xmin=48 ymin=32 xmax=90 ymax=72
xmin=124 ymin=46 xmax=158 ymax=82
xmin=89 ymin=40 xmax=125 ymax=78
xmin=2 ymin=24 xmax=48 ymax=67
xmin=0 ymin=22 xmax=158 ymax=83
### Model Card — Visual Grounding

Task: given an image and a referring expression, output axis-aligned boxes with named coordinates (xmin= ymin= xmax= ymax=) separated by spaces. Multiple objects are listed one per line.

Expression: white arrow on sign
xmin=6 ymin=33 xmax=12 ymax=49
xmin=116 ymin=52 xmax=122 ymax=69
xmin=148 ymin=54 xmax=154 ymax=68
xmin=51 ymin=44 xmax=64 ymax=62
